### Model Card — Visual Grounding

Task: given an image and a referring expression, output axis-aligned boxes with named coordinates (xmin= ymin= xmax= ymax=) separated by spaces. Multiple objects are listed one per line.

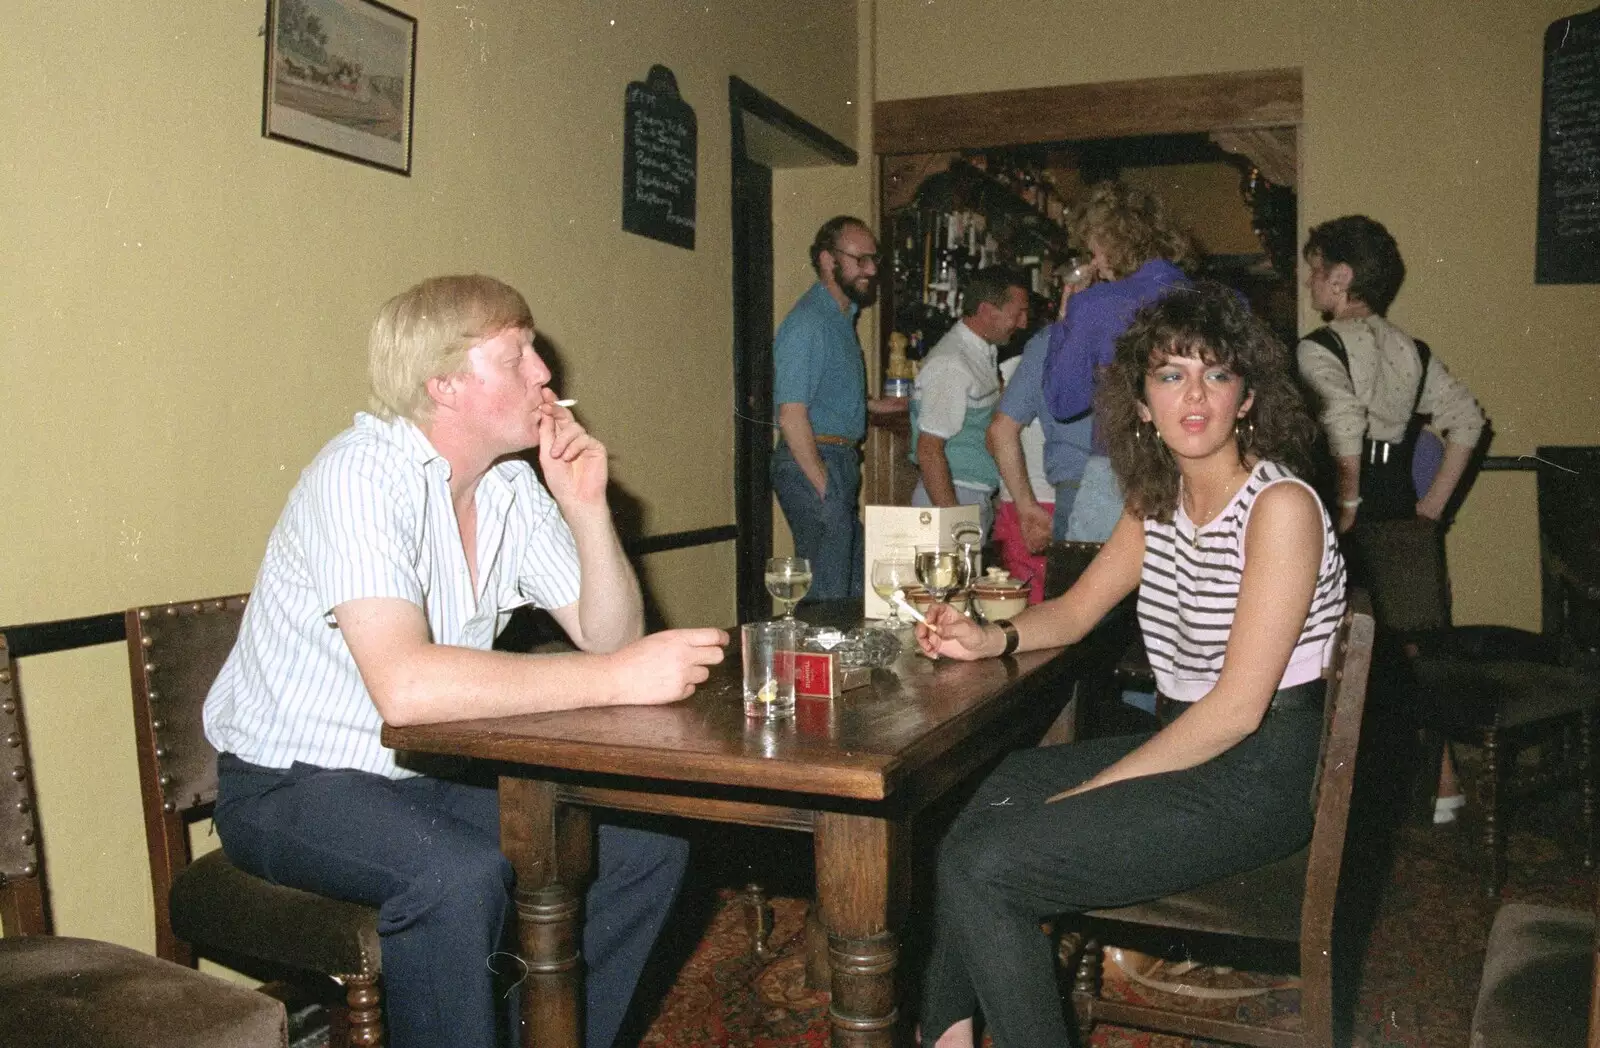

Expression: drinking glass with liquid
xmin=764 ymin=556 xmax=812 ymax=619
xmin=914 ymin=544 xmax=970 ymax=605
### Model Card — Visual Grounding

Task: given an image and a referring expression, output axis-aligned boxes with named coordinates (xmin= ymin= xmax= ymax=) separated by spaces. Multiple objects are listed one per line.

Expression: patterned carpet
xmin=632 ymin=753 xmax=1594 ymax=1047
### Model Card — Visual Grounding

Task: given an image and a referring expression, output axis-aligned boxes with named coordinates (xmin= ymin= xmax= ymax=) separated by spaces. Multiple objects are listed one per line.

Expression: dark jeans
xmin=214 ymin=755 xmax=688 ymax=1048
xmin=918 ymin=698 xmax=1323 ymax=1047
xmin=771 ymin=442 xmax=863 ymax=601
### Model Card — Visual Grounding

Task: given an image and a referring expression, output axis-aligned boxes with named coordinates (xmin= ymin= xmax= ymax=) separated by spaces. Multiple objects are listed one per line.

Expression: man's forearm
xmin=778 ymin=403 xmax=828 ymax=494
xmin=916 ymin=433 xmax=959 ymax=506
xmin=564 ymin=504 xmax=644 ymax=652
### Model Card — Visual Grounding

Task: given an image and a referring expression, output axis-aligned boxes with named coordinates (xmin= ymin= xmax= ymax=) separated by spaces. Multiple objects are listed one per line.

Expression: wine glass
xmin=765 ymin=556 xmax=812 ymax=620
xmin=870 ymin=555 xmax=916 ymax=628
xmin=914 ymin=544 xmax=970 ymax=607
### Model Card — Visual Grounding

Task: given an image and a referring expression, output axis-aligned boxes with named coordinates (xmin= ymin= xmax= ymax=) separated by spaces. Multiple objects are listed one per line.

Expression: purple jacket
xmin=1043 ymin=258 xmax=1192 ymax=422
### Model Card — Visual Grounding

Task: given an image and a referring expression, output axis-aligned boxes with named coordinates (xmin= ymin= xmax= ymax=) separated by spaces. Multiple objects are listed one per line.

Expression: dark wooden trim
xmin=1 ymin=611 xmax=125 ymax=658
xmin=625 ymin=525 xmax=739 ymax=557
xmin=729 ymin=76 xmax=858 ymax=167
xmin=874 ymin=68 xmax=1302 ymax=156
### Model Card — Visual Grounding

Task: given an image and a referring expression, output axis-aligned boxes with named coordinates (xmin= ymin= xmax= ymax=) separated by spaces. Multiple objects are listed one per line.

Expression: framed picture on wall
xmin=262 ymin=0 xmax=417 ymax=175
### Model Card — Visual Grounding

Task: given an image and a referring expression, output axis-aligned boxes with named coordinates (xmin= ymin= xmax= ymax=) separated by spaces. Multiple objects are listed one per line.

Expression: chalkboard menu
xmin=623 ymin=65 xmax=697 ymax=250
xmin=1537 ymin=9 xmax=1600 ymax=283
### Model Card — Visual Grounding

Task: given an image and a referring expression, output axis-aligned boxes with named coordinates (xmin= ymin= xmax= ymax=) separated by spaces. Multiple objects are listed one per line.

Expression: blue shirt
xmin=773 ymin=281 xmax=867 ymax=442
xmin=1043 ymin=258 xmax=1191 ymax=422
xmin=996 ymin=328 xmax=1095 ymax=487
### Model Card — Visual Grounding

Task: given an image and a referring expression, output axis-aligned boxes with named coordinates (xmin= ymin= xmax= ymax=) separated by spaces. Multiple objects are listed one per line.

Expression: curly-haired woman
xmin=916 ymin=282 xmax=1348 ymax=1048
xmin=1042 ymin=180 xmax=1198 ymax=541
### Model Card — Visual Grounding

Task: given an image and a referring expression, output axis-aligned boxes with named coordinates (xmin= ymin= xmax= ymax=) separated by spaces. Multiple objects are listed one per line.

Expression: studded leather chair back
xmin=0 ymin=635 xmax=48 ymax=936
xmin=126 ymin=596 xmax=246 ymax=819
xmin=125 ymin=595 xmax=247 ymax=962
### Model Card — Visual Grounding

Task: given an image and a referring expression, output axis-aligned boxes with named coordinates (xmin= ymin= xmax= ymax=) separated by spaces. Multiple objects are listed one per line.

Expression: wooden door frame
xmin=729 ymin=77 xmax=858 ymax=624
xmin=873 ymin=68 xmax=1302 ymax=156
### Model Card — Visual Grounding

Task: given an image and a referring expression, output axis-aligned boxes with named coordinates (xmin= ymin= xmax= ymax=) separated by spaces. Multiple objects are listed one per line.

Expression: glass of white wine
xmin=870 ymin=555 xmax=916 ymax=628
xmin=765 ymin=556 xmax=812 ymax=620
xmin=914 ymin=544 xmax=970 ymax=606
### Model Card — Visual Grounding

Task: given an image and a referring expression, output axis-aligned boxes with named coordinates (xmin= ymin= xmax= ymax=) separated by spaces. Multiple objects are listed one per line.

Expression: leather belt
xmin=1156 ymin=679 xmax=1326 ymax=722
xmin=812 ymin=434 xmax=858 ymax=448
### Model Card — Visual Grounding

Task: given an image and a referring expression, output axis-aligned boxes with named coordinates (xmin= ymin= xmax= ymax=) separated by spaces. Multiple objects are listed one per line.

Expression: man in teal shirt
xmin=911 ymin=268 xmax=1030 ymax=539
xmin=772 ymin=216 xmax=900 ymax=600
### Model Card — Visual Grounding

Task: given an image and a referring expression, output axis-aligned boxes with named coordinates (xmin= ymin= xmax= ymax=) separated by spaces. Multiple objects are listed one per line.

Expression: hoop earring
xmin=1235 ymin=415 xmax=1257 ymax=451
xmin=1135 ymin=419 xmax=1158 ymax=446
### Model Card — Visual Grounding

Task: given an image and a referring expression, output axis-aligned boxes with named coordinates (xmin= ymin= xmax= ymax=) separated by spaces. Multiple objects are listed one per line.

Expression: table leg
xmin=815 ymin=812 xmax=908 ymax=1047
xmin=500 ymin=775 xmax=592 ymax=1048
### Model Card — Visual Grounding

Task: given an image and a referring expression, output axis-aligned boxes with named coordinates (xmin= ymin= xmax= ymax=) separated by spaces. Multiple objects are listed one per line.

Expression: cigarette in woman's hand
xmin=890 ymin=588 xmax=927 ymax=624
xmin=554 ymin=398 xmax=576 ymax=407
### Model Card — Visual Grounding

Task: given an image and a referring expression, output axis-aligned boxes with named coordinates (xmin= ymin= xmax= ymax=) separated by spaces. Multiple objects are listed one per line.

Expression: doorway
xmin=728 ymin=77 xmax=858 ymax=623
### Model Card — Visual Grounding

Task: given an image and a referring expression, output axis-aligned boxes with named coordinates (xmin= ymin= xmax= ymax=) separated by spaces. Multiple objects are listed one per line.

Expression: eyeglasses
xmin=833 ymin=248 xmax=881 ymax=267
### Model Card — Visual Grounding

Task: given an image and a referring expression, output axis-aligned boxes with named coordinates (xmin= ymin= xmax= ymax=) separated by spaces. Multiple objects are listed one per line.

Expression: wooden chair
xmin=1065 ymin=593 xmax=1376 ymax=1048
xmin=1364 ymin=518 xmax=1599 ymax=896
xmin=126 ymin=596 xmax=384 ymax=1047
xmin=1536 ymin=446 xmax=1600 ymax=670
xmin=0 ymin=633 xmax=287 ymax=1048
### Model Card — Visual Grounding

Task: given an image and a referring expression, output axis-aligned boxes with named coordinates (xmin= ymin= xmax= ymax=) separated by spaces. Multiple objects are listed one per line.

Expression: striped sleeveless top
xmin=1138 ymin=460 xmax=1347 ymax=703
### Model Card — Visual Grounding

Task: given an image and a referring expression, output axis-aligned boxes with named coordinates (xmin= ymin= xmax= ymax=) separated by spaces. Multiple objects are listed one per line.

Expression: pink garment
xmin=990 ymin=500 xmax=1053 ymax=604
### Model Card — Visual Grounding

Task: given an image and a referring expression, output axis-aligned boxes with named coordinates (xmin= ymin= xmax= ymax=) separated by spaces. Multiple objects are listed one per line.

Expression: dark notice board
xmin=1537 ymin=8 xmax=1600 ymax=283
xmin=623 ymin=65 xmax=697 ymax=250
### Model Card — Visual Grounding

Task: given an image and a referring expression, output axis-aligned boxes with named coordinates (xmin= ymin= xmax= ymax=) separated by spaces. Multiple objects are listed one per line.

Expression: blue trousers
xmin=1049 ymin=479 xmax=1080 ymax=542
xmin=919 ymin=704 xmax=1322 ymax=1047
xmin=214 ymin=755 xmax=688 ymax=1048
xmin=1063 ymin=455 xmax=1124 ymax=542
xmin=772 ymin=442 xmax=863 ymax=601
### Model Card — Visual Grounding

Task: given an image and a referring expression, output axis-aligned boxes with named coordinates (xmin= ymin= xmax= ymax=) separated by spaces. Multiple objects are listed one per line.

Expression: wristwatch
xmin=993 ymin=619 xmax=1020 ymax=657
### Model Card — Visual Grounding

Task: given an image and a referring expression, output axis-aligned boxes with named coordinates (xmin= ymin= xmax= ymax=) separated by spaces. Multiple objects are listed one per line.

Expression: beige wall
xmin=2 ymin=0 xmax=861 ymax=952
xmin=876 ymin=0 xmax=1599 ymax=629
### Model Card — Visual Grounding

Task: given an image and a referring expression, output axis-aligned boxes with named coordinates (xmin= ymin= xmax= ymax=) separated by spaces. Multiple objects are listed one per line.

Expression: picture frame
xmin=262 ymin=0 xmax=416 ymax=175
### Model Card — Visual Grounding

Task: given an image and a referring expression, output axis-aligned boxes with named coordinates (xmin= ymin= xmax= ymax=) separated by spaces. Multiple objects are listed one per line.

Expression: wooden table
xmin=382 ymin=609 xmax=1123 ymax=1047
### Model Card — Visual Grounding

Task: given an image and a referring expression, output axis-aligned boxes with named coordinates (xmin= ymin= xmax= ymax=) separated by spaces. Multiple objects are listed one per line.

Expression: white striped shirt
xmin=1138 ymin=460 xmax=1347 ymax=703
xmin=204 ymin=413 xmax=582 ymax=778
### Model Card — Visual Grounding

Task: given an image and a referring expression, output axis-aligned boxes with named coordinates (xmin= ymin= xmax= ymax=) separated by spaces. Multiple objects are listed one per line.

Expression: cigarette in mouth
xmin=554 ymin=398 xmax=576 ymax=407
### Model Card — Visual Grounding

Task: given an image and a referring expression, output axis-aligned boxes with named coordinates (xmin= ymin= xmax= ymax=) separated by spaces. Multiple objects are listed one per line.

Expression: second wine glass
xmin=914 ymin=544 xmax=970 ymax=606
xmin=764 ymin=556 xmax=812 ymax=620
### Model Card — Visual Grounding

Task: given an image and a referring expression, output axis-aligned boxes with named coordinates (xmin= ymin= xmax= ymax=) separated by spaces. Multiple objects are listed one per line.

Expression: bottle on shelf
xmin=884 ymin=333 xmax=914 ymax=399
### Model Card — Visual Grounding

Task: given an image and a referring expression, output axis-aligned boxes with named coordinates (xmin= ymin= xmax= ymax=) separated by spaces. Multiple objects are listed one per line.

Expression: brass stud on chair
xmin=139 ymin=608 xmax=152 ymax=620
xmin=4 ymin=733 xmax=19 ymax=748
xmin=1 ymin=702 xmax=15 ymax=715
xmin=9 ymin=767 xmax=25 ymax=782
